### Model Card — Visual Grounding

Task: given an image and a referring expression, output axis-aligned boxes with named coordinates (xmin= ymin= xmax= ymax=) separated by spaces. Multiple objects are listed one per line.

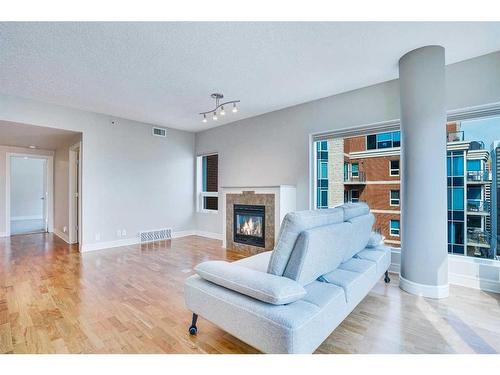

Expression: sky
xmin=461 ymin=116 xmax=500 ymax=149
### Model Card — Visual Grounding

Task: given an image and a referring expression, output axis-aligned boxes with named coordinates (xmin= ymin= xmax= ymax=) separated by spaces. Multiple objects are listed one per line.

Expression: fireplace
xmin=233 ymin=204 xmax=266 ymax=248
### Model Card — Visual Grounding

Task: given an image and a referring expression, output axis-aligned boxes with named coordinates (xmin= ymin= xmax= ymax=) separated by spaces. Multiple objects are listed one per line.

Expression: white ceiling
xmin=1 ymin=22 xmax=500 ymax=132
xmin=0 ymin=120 xmax=80 ymax=150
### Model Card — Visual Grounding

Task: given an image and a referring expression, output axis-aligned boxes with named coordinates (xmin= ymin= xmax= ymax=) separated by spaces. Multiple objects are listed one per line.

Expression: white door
xmin=10 ymin=156 xmax=48 ymax=235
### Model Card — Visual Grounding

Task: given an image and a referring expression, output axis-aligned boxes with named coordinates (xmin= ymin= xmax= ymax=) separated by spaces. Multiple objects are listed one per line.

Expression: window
xmin=390 ymin=190 xmax=400 ymax=206
xmin=466 ymin=159 xmax=481 ymax=172
xmin=389 ymin=220 xmax=400 ymax=236
xmin=367 ymin=131 xmax=401 ymax=150
xmin=313 ymin=131 xmax=401 ymax=249
xmin=389 ymin=160 xmax=400 ymax=176
xmin=351 ymin=163 xmax=359 ymax=177
xmin=447 ymin=150 xmax=465 ymax=255
xmin=197 ymin=154 xmax=218 ymax=212
xmin=350 ymin=189 xmax=359 ymax=203
xmin=315 ymin=141 xmax=329 ymax=209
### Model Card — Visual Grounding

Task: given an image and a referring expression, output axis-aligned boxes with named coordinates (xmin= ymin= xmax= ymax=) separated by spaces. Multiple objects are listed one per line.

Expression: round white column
xmin=399 ymin=46 xmax=449 ymax=298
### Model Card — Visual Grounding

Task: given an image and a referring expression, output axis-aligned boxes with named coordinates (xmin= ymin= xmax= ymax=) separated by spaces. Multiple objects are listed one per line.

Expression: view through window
xmin=314 ymin=116 xmax=499 ymax=260
xmin=197 ymin=153 xmax=218 ymax=211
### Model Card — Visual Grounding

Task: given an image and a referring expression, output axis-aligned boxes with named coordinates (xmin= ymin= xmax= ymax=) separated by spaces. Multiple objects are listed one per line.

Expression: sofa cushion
xmin=318 ymin=269 xmax=365 ymax=304
xmin=267 ymin=208 xmax=344 ymax=276
xmin=319 ymin=258 xmax=377 ymax=305
xmin=338 ymin=258 xmax=376 ymax=280
xmin=195 ymin=261 xmax=306 ymax=305
xmin=342 ymin=213 xmax=375 ymax=261
xmin=283 ymin=222 xmax=352 ymax=285
xmin=355 ymin=246 xmax=391 ymax=274
xmin=339 ymin=202 xmax=370 ymax=220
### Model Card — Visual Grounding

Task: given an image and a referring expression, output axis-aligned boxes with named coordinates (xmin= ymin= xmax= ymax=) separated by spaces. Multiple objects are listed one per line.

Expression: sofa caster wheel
xmin=189 ymin=313 xmax=198 ymax=335
xmin=384 ymin=271 xmax=391 ymax=284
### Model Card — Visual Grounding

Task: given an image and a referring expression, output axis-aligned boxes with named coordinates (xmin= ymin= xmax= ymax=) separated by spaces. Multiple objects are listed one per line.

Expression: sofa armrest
xmin=195 ymin=261 xmax=306 ymax=305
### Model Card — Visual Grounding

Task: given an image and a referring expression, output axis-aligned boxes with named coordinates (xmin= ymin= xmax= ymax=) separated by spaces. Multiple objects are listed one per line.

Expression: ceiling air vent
xmin=152 ymin=127 xmax=167 ymax=137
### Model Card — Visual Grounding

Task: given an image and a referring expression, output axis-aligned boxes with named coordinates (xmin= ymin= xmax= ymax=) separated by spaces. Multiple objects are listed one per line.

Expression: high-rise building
xmin=316 ymin=122 xmax=494 ymax=258
xmin=492 ymin=140 xmax=500 ymax=259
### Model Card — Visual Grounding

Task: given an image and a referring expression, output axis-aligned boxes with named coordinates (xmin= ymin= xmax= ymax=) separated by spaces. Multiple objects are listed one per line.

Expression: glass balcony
xmin=344 ymin=171 xmax=366 ymax=184
xmin=467 ymin=229 xmax=491 ymax=248
xmin=447 ymin=131 xmax=464 ymax=142
xmin=466 ymin=170 xmax=492 ymax=183
xmin=466 ymin=200 xmax=490 ymax=214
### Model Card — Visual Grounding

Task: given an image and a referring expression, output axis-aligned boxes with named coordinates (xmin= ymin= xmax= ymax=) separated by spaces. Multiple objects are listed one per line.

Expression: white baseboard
xmin=172 ymin=230 xmax=196 ymax=238
xmin=80 ymin=229 xmax=222 ymax=253
xmin=399 ymin=275 xmax=449 ymax=299
xmin=81 ymin=237 xmax=141 ymax=252
xmin=11 ymin=215 xmax=43 ymax=221
xmin=53 ymin=229 xmax=70 ymax=244
xmin=449 ymin=272 xmax=500 ymax=294
xmin=193 ymin=230 xmax=223 ymax=240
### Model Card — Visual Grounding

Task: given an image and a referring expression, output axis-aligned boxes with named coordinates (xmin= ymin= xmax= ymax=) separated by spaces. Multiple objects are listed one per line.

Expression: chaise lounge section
xmin=184 ymin=202 xmax=391 ymax=353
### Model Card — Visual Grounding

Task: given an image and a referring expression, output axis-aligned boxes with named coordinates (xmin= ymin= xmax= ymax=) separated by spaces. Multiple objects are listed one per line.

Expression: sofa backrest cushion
xmin=339 ymin=202 xmax=370 ymax=221
xmin=342 ymin=212 xmax=375 ymax=262
xmin=267 ymin=208 xmax=344 ymax=276
xmin=195 ymin=261 xmax=307 ymax=305
xmin=283 ymin=222 xmax=353 ymax=285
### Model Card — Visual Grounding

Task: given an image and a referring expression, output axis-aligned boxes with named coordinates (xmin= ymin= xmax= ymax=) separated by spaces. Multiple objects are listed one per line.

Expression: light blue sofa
xmin=184 ymin=203 xmax=391 ymax=353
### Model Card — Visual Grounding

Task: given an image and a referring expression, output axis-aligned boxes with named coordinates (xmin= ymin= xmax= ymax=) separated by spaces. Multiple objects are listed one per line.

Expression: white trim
xmin=193 ymin=230 xmax=223 ymax=240
xmin=449 ymin=273 xmax=500 ymax=294
xmin=0 ymin=232 xmax=7 ymax=238
xmin=53 ymin=229 xmax=70 ymax=244
xmin=81 ymin=237 xmax=141 ymax=252
xmin=350 ymin=147 xmax=401 ymax=159
xmin=11 ymin=215 xmax=43 ymax=221
xmin=5 ymin=152 xmax=54 ymax=237
xmin=80 ymin=230 xmax=222 ymax=253
xmin=69 ymin=142 xmax=81 ymax=245
xmin=399 ymin=275 xmax=449 ymax=299
xmin=371 ymin=209 xmax=401 ymax=214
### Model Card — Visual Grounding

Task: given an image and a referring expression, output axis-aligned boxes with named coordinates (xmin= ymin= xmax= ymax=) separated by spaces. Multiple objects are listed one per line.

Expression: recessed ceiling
xmin=1 ymin=22 xmax=500 ymax=132
xmin=0 ymin=120 xmax=80 ymax=150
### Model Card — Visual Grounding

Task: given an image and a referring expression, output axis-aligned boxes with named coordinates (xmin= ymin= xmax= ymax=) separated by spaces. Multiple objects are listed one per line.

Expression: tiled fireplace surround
xmin=221 ymin=185 xmax=297 ymax=255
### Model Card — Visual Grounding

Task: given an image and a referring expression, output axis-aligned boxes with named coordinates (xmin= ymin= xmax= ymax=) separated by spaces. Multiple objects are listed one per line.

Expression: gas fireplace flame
xmin=239 ymin=217 xmax=262 ymax=237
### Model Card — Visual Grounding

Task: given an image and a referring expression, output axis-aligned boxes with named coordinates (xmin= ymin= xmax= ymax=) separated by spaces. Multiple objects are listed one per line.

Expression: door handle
xmin=41 ymin=197 xmax=45 ymax=200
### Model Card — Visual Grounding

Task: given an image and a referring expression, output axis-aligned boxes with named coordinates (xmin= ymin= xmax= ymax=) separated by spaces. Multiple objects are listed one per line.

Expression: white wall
xmin=10 ymin=156 xmax=46 ymax=220
xmin=0 ymin=98 xmax=196 ymax=249
xmin=194 ymin=51 xmax=500 ymax=236
xmin=53 ymin=134 xmax=82 ymax=240
xmin=0 ymin=146 xmax=54 ymax=236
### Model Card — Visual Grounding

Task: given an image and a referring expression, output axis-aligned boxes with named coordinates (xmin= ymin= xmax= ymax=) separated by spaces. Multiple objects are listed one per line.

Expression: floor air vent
xmin=140 ymin=228 xmax=172 ymax=243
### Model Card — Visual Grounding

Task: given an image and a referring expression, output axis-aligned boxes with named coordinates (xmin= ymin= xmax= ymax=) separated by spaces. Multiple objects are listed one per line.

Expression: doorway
xmin=69 ymin=142 xmax=81 ymax=245
xmin=7 ymin=155 xmax=53 ymax=235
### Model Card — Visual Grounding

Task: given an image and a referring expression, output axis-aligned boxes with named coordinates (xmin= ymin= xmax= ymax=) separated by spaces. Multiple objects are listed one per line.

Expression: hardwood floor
xmin=1 ymin=233 xmax=499 ymax=354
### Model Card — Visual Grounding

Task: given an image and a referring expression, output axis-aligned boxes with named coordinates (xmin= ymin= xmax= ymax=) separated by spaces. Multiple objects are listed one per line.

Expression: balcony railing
xmin=344 ymin=171 xmax=366 ymax=183
xmin=467 ymin=200 xmax=490 ymax=214
xmin=466 ymin=170 xmax=491 ymax=182
xmin=467 ymin=229 xmax=491 ymax=247
xmin=447 ymin=131 xmax=464 ymax=142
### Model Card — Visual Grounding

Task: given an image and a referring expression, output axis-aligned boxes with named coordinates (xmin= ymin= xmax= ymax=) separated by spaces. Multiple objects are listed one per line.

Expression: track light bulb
xmin=213 ymin=111 xmax=218 ymax=121
xmin=220 ymin=106 xmax=225 ymax=116
xmin=232 ymin=103 xmax=238 ymax=113
xmin=202 ymin=114 xmax=207 ymax=123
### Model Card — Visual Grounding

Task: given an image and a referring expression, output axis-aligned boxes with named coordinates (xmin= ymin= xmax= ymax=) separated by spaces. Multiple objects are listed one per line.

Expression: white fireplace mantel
xmin=220 ymin=185 xmax=296 ymax=248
